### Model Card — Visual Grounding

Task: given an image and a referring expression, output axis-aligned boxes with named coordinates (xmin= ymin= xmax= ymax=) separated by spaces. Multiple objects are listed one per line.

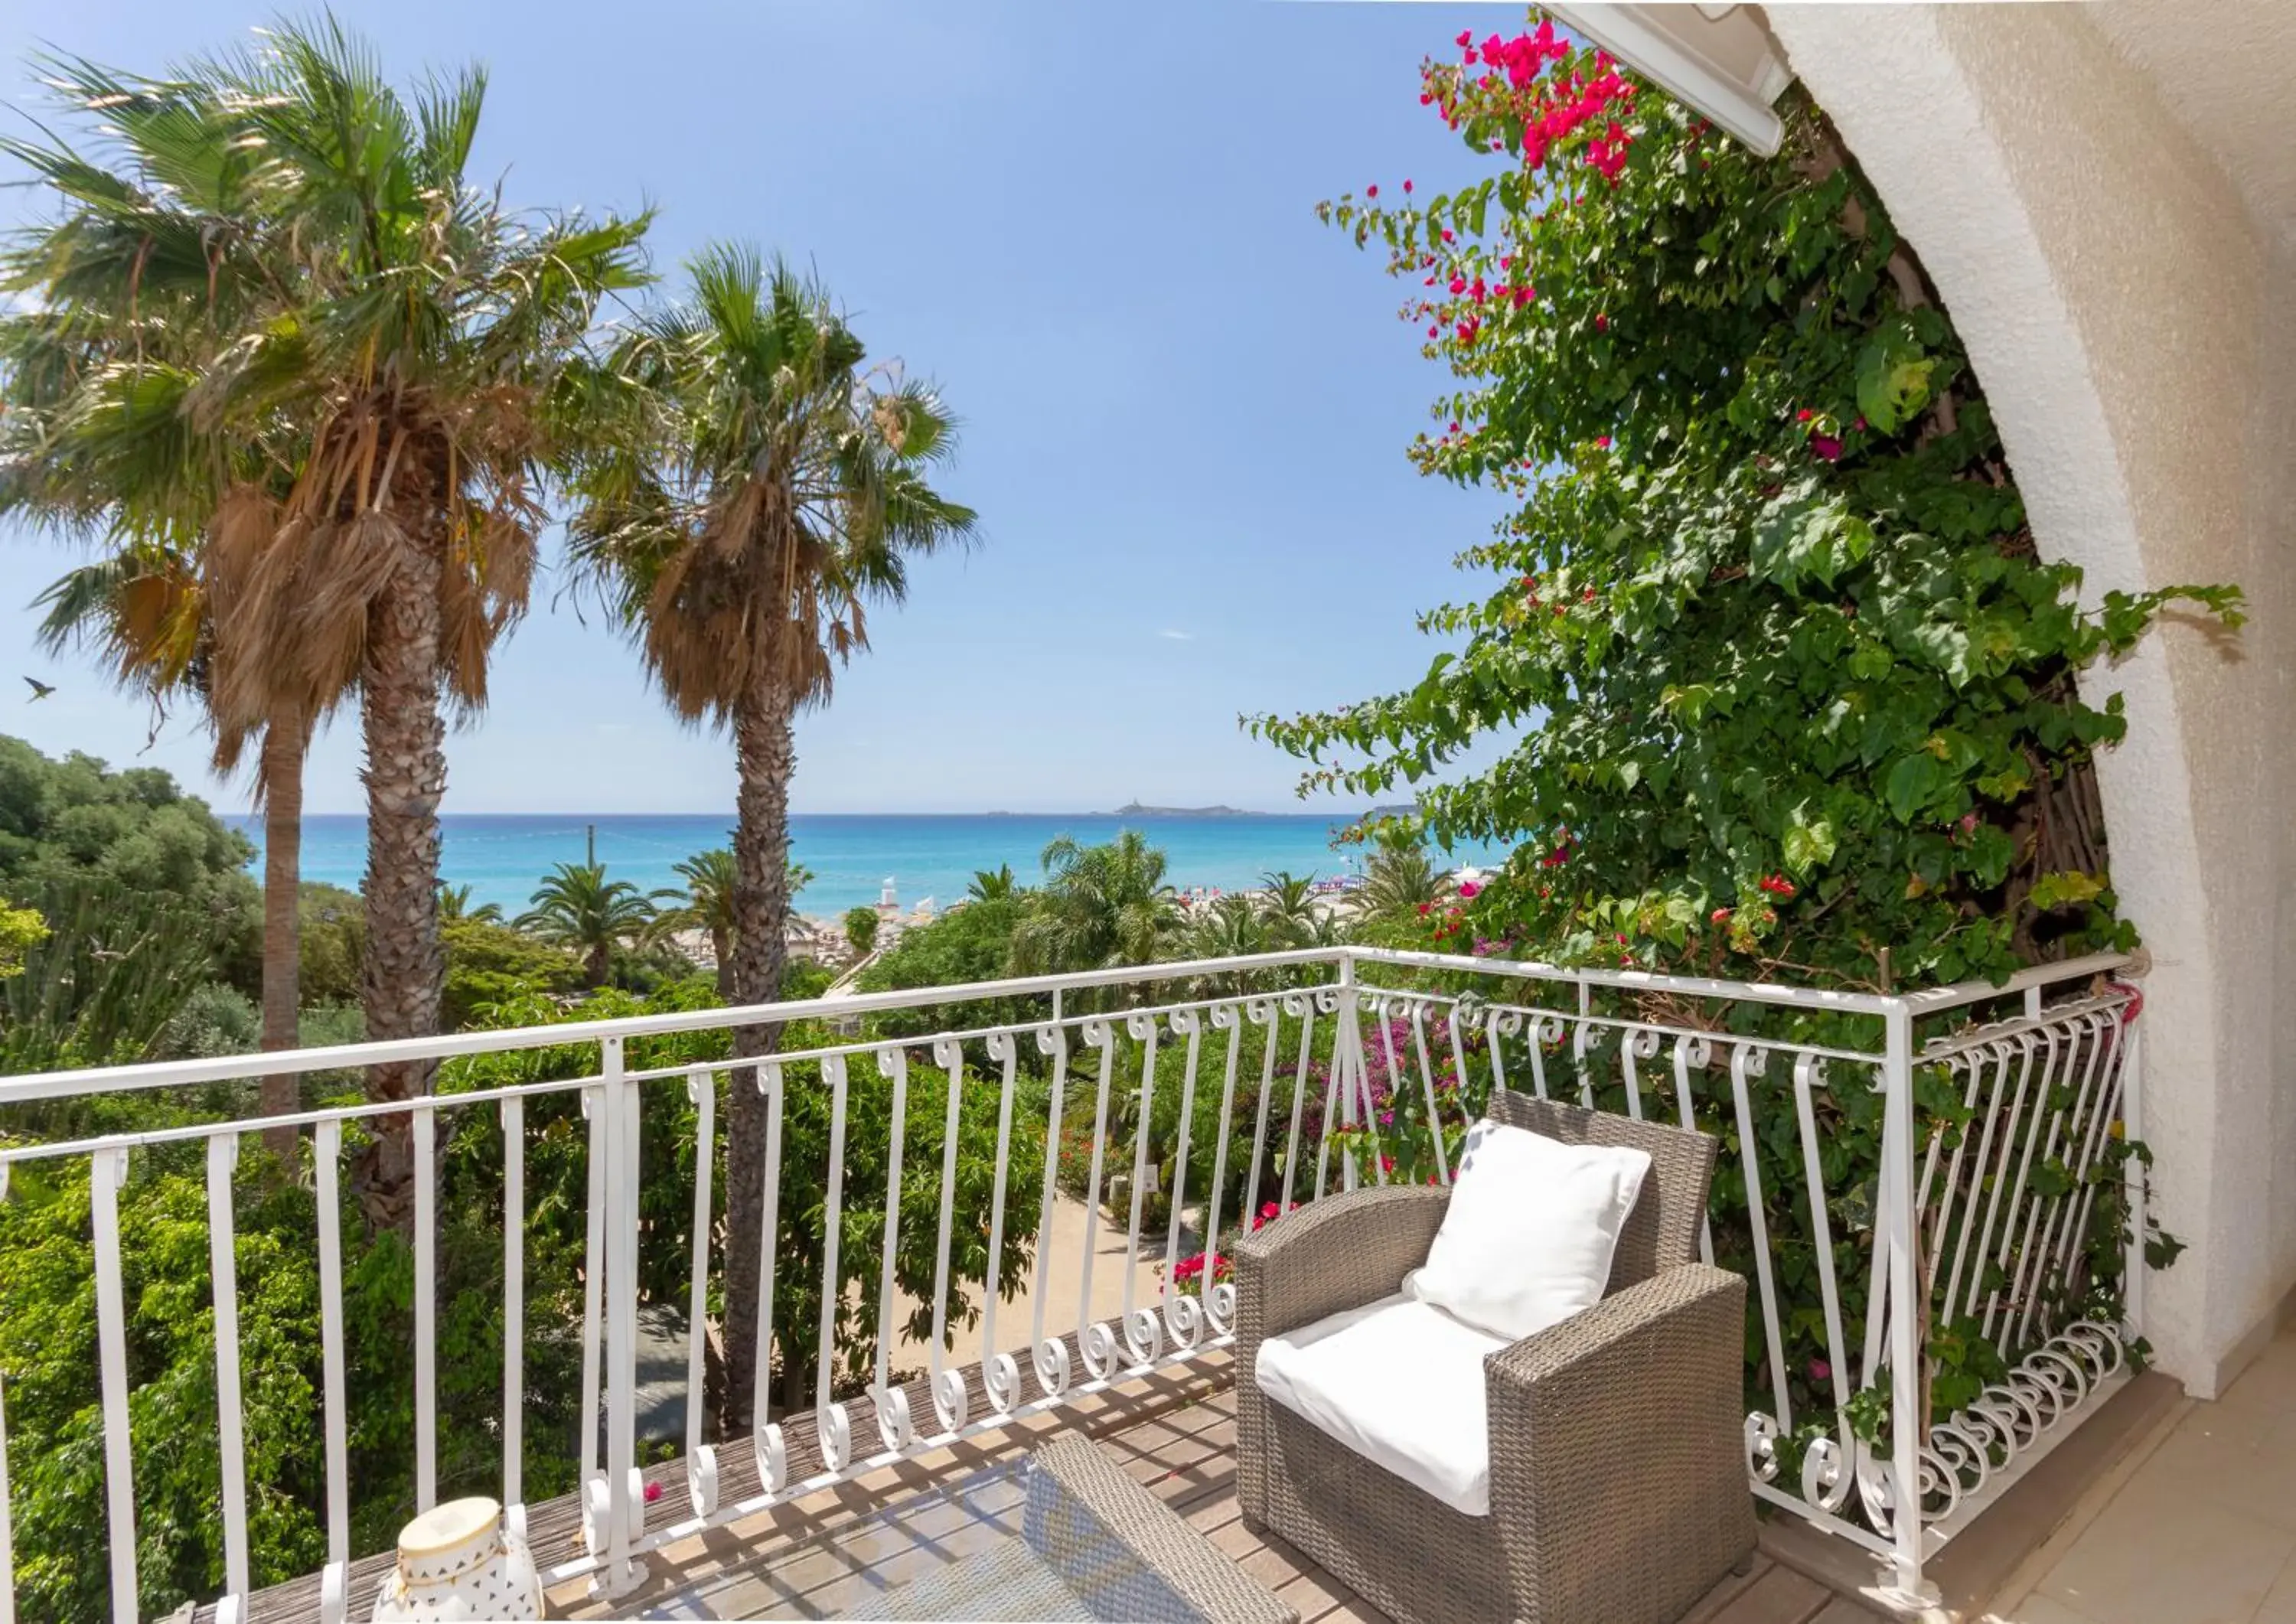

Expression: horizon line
xmin=230 ymin=806 xmax=1397 ymax=820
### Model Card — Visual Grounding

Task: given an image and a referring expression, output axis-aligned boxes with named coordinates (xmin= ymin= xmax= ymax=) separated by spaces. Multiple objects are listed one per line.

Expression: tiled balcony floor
xmin=1985 ymin=1325 xmax=2296 ymax=1624
xmin=552 ymin=1354 xmax=1881 ymax=1624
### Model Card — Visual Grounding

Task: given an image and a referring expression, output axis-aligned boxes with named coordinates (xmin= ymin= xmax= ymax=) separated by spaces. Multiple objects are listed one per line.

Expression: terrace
xmin=0 ymin=0 xmax=2284 ymax=1618
xmin=0 ymin=944 xmax=2154 ymax=1622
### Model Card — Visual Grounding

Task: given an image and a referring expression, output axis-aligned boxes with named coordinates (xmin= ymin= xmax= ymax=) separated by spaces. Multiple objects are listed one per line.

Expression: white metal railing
xmin=0 ymin=944 xmax=2146 ymax=1619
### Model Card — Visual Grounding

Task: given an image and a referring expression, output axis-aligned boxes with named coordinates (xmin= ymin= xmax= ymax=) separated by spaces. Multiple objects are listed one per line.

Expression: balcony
xmin=0 ymin=946 xmax=2147 ymax=1622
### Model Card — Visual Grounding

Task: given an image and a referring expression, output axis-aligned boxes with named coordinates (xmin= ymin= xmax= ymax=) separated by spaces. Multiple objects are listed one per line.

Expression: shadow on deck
xmin=201 ymin=1350 xmax=1880 ymax=1623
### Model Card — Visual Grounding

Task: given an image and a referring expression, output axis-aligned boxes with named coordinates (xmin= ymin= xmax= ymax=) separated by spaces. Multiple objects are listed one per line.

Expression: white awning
xmin=1544 ymin=4 xmax=1794 ymax=156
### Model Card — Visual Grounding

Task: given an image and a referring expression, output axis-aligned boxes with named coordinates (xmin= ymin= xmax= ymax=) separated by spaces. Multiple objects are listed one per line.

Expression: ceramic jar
xmin=370 ymin=1496 xmax=543 ymax=1622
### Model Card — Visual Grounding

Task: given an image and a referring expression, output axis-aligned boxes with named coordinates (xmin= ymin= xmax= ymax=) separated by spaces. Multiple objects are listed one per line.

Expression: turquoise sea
xmin=231 ymin=814 xmax=1512 ymax=918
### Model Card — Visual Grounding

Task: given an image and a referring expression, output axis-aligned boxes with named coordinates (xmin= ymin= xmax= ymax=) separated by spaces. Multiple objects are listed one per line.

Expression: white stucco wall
xmin=1763 ymin=4 xmax=2296 ymax=1396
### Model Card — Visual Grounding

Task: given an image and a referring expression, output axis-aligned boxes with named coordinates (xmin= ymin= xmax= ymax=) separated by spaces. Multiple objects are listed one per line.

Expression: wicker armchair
xmin=1234 ymin=1093 xmax=1753 ymax=1624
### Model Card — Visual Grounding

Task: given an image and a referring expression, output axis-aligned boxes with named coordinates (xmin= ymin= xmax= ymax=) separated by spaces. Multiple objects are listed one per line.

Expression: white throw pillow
xmin=1407 ymin=1116 xmax=1652 ymax=1343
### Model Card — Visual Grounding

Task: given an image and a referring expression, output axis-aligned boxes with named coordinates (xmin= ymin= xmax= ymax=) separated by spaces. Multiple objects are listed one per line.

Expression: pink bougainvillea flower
xmin=1594 ymin=435 xmax=1613 ymax=450
xmin=644 ymin=1481 xmax=664 ymax=1504
xmin=1810 ymin=435 xmax=1844 ymax=461
xmin=1809 ymin=1358 xmax=1832 ymax=1382
xmin=1403 ymin=178 xmax=1414 ymax=193
xmin=1795 ymin=408 xmax=1815 ymax=423
xmin=1711 ymin=907 xmax=1733 ymax=924
xmin=1455 ymin=28 xmax=1473 ymax=46
xmin=1458 ymin=880 xmax=1481 ymax=899
xmin=1593 ymin=313 xmax=1609 ymax=331
xmin=1365 ymin=184 xmax=1378 ymax=198
xmin=1448 ymin=276 xmax=1468 ymax=295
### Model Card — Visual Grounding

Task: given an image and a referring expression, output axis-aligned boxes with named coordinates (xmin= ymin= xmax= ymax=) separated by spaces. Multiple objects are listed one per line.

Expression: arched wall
xmin=1762 ymin=4 xmax=2296 ymax=1395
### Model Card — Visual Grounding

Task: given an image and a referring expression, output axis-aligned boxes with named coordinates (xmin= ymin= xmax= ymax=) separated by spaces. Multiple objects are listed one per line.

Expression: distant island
xmin=1101 ymin=802 xmax=1262 ymax=819
xmin=978 ymin=804 xmax=1287 ymax=819
xmin=969 ymin=804 xmax=1402 ymax=821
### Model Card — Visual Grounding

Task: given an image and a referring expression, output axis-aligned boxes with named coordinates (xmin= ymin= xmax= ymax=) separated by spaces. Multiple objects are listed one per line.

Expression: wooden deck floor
xmin=545 ymin=1355 xmax=1883 ymax=1623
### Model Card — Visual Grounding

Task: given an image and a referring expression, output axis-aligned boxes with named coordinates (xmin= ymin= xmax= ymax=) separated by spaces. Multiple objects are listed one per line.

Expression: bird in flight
xmin=23 ymin=677 xmax=56 ymax=702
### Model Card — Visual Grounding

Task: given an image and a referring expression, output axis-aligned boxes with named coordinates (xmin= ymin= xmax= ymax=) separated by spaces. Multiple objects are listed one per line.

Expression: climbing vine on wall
xmin=1257 ymin=15 xmax=2242 ymax=994
xmin=1257 ymin=12 xmax=2236 ymax=1463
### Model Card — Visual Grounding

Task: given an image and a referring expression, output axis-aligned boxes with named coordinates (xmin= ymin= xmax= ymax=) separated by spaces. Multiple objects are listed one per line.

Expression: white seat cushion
xmin=1254 ymin=1293 xmax=1508 ymax=1517
xmin=1406 ymin=1117 xmax=1652 ymax=1342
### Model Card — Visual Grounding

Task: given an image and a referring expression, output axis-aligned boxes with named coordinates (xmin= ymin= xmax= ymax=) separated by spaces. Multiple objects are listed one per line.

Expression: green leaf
xmin=1855 ymin=315 xmax=1936 ymax=433
xmin=1782 ymin=809 xmax=1838 ymax=875
xmin=2028 ymin=871 xmax=2106 ymax=911
xmin=1884 ymin=754 xmax=1942 ymax=823
xmin=1661 ymin=683 xmax=1716 ymax=723
xmin=1751 ymin=489 xmax=1875 ymax=591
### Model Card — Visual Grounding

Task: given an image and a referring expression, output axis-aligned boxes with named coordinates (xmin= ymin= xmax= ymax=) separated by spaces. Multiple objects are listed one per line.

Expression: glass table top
xmin=642 ymin=1450 xmax=1216 ymax=1622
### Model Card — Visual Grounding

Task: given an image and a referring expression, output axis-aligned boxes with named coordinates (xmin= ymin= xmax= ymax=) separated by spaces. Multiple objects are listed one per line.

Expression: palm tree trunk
xmin=720 ymin=675 xmax=797 ymax=1434
xmin=588 ymin=941 xmax=611 ymax=987
xmin=258 ymin=702 xmax=306 ymax=1163
xmin=355 ymin=535 xmax=448 ymax=1231
xmin=710 ymin=926 xmax=732 ymax=1000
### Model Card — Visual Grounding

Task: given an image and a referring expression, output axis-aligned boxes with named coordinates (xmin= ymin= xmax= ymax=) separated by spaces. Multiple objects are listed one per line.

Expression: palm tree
xmin=663 ymin=848 xmax=739 ymax=997
xmin=1011 ymin=830 xmax=1185 ymax=975
xmin=27 ymin=539 xmax=341 ymax=1156
xmin=1190 ymin=893 xmax=1266 ymax=958
xmin=438 ymin=884 xmax=504 ymax=925
xmin=1 ymin=24 xmax=651 ymax=1222
xmin=1359 ymin=835 xmax=1444 ymax=919
xmin=568 ymin=246 xmax=974 ymax=1418
xmin=967 ymin=864 xmax=1019 ymax=904
xmin=1256 ymin=869 xmax=1322 ymax=947
xmin=517 ymin=862 xmax=670 ymax=987
xmin=657 ymin=849 xmax=813 ymax=997
xmin=2 ymin=170 xmax=343 ymax=1156
xmin=1186 ymin=892 xmax=1272 ymax=995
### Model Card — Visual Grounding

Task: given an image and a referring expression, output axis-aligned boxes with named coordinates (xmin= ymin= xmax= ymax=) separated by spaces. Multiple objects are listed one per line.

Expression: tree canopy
xmin=517 ymin=861 xmax=670 ymax=986
xmin=1010 ymin=830 xmax=1185 ymax=975
xmin=0 ymin=735 xmax=259 ymax=1071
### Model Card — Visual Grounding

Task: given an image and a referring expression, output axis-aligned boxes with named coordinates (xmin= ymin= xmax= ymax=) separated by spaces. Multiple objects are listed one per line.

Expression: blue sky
xmin=0 ymin=0 xmax=1523 ymax=814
